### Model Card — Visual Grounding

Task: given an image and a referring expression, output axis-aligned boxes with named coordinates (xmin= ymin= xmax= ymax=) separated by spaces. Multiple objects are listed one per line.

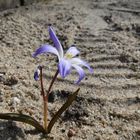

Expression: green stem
xmin=40 ymin=66 xmax=45 ymax=100
xmin=40 ymin=68 xmax=59 ymax=130
xmin=40 ymin=66 xmax=47 ymax=130
xmin=46 ymin=69 xmax=59 ymax=97
xmin=44 ymin=69 xmax=59 ymax=130
xmin=43 ymin=100 xmax=48 ymax=131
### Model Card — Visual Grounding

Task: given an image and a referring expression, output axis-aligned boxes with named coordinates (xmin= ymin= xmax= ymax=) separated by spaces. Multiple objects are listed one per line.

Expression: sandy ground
xmin=0 ymin=0 xmax=140 ymax=139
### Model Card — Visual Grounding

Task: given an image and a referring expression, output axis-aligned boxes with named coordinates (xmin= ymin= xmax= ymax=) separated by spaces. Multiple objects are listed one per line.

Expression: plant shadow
xmin=0 ymin=120 xmax=49 ymax=140
xmin=0 ymin=120 xmax=26 ymax=140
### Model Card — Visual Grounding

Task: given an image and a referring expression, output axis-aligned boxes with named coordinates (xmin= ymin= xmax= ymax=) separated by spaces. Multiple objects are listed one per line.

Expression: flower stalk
xmin=43 ymin=100 xmax=48 ymax=131
xmin=40 ymin=66 xmax=59 ymax=131
xmin=39 ymin=66 xmax=47 ymax=130
xmin=46 ymin=69 xmax=59 ymax=97
xmin=40 ymin=66 xmax=45 ymax=100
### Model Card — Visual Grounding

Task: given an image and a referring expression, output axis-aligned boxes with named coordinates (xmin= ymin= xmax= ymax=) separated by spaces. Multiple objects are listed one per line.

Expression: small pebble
xmin=67 ymin=127 xmax=76 ymax=138
xmin=11 ymin=97 xmax=20 ymax=105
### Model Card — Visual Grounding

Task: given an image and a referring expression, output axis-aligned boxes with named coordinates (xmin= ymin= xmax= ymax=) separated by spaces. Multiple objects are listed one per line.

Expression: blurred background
xmin=0 ymin=0 xmax=39 ymax=11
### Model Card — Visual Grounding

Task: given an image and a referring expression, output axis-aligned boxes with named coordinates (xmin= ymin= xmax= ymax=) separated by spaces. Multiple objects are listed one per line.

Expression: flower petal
xmin=65 ymin=46 xmax=80 ymax=59
xmin=32 ymin=44 xmax=60 ymax=60
xmin=72 ymin=65 xmax=85 ymax=84
xmin=58 ymin=59 xmax=71 ymax=78
xmin=49 ymin=26 xmax=63 ymax=58
xmin=34 ymin=66 xmax=41 ymax=81
xmin=70 ymin=58 xmax=93 ymax=73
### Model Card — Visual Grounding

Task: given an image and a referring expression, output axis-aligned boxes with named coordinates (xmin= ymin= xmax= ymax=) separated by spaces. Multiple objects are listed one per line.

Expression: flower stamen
xmin=65 ymin=53 xmax=73 ymax=59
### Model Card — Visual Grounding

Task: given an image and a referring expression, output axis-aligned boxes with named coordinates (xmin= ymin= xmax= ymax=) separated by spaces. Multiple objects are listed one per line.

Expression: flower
xmin=33 ymin=27 xmax=93 ymax=84
xmin=34 ymin=66 xmax=41 ymax=81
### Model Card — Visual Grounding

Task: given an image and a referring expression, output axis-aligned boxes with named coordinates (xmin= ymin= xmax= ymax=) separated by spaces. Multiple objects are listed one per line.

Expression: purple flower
xmin=34 ymin=66 xmax=41 ymax=81
xmin=33 ymin=27 xmax=93 ymax=84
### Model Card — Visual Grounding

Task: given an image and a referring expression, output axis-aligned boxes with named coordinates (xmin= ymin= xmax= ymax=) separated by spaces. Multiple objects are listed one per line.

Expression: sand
xmin=0 ymin=0 xmax=140 ymax=139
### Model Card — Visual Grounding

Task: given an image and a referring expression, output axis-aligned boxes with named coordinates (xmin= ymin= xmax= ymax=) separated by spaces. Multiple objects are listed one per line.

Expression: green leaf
xmin=47 ymin=88 xmax=80 ymax=133
xmin=0 ymin=113 xmax=46 ymax=134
